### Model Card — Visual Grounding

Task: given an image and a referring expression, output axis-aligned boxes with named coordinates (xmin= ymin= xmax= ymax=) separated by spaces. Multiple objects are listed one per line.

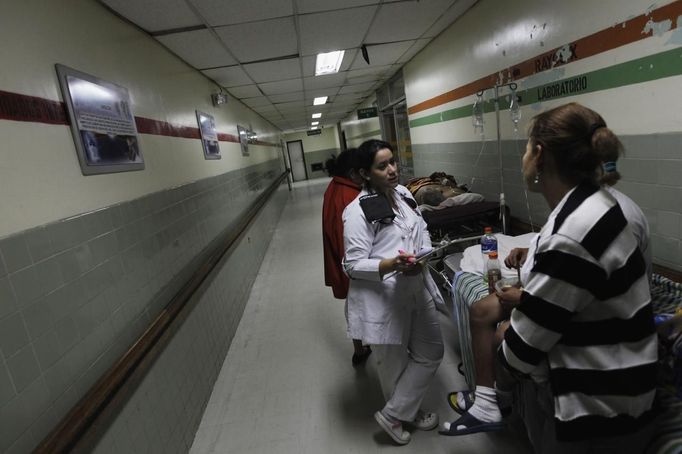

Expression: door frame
xmin=286 ymin=140 xmax=308 ymax=182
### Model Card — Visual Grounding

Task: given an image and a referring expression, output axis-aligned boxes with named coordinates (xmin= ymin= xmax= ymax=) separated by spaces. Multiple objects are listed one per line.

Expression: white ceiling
xmin=100 ymin=0 xmax=477 ymax=132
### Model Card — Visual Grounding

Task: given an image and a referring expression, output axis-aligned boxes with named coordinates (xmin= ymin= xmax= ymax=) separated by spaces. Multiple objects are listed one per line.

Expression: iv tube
xmin=509 ymin=84 xmax=521 ymax=133
xmin=472 ymin=92 xmax=484 ymax=136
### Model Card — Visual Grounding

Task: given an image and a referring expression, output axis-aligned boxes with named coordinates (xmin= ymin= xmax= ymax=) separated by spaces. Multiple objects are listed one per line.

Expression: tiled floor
xmin=190 ymin=179 xmax=532 ymax=453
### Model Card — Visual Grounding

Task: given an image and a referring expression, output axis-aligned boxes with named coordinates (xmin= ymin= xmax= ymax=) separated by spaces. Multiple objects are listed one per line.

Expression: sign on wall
xmin=196 ymin=111 xmax=221 ymax=160
xmin=55 ymin=64 xmax=144 ymax=175
xmin=306 ymin=129 xmax=322 ymax=136
xmin=357 ymin=107 xmax=378 ymax=119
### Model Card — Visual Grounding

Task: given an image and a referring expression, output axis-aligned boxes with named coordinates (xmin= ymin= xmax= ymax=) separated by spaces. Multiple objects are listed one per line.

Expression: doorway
xmin=286 ymin=140 xmax=308 ymax=182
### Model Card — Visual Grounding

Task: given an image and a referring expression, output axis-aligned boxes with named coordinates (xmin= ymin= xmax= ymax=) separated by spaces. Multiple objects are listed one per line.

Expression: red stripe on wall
xmin=408 ymin=0 xmax=682 ymax=114
xmin=0 ymin=90 xmax=68 ymax=125
xmin=0 ymin=90 xmax=279 ymax=146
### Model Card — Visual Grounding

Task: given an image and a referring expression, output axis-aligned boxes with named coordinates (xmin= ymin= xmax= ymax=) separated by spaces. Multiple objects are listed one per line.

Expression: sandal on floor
xmin=438 ymin=412 xmax=504 ymax=436
xmin=374 ymin=411 xmax=411 ymax=445
xmin=410 ymin=410 xmax=439 ymax=431
xmin=447 ymin=390 xmax=475 ymax=415
xmin=352 ymin=346 xmax=372 ymax=366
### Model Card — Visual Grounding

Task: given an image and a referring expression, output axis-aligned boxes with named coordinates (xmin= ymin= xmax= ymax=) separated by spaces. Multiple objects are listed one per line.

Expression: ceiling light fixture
xmin=311 ymin=121 xmax=319 ymax=126
xmin=312 ymin=113 xmax=322 ymax=118
xmin=313 ymin=96 xmax=328 ymax=105
xmin=315 ymin=50 xmax=345 ymax=76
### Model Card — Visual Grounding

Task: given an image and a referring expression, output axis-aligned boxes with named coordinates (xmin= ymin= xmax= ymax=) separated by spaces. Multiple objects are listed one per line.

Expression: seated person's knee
xmin=469 ymin=294 xmax=501 ymax=326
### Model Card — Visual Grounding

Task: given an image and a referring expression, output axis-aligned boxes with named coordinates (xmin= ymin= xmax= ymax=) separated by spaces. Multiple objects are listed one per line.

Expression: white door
xmin=287 ymin=140 xmax=307 ymax=182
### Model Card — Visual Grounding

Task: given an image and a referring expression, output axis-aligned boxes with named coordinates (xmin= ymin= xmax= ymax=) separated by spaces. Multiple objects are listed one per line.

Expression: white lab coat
xmin=342 ymin=184 xmax=444 ymax=345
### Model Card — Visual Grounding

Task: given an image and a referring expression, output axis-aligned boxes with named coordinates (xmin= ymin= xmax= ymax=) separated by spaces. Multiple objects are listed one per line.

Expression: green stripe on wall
xmin=410 ymin=47 xmax=682 ymax=128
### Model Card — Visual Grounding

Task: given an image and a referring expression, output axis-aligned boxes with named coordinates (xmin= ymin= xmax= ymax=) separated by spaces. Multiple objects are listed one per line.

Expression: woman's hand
xmin=504 ymin=247 xmax=529 ymax=270
xmin=379 ymin=251 xmax=423 ymax=276
xmin=495 ymin=286 xmax=522 ymax=310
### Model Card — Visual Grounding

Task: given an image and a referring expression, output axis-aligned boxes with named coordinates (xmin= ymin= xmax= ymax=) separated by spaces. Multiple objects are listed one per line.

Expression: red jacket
xmin=322 ymin=176 xmax=361 ymax=299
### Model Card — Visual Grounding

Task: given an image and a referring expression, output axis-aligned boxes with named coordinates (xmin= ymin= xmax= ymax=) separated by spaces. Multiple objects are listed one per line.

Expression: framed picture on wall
xmin=237 ymin=125 xmax=249 ymax=156
xmin=195 ymin=110 xmax=221 ymax=160
xmin=55 ymin=64 xmax=144 ymax=175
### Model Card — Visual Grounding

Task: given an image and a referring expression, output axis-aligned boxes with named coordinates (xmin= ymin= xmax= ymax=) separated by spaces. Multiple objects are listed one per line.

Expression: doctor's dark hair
xmin=528 ymin=102 xmax=623 ymax=186
xmin=354 ymin=139 xmax=394 ymax=173
xmin=325 ymin=148 xmax=357 ymax=178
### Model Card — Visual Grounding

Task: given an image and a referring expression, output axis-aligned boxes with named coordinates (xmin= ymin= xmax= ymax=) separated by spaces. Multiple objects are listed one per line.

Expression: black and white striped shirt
xmin=500 ymin=182 xmax=657 ymax=441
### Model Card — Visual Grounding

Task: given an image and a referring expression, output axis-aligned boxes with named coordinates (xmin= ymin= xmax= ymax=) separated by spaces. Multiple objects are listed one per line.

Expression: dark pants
xmin=516 ymin=379 xmax=655 ymax=454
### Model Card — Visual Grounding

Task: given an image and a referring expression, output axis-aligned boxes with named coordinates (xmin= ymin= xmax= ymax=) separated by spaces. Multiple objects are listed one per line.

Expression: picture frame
xmin=196 ymin=110 xmax=221 ymax=160
xmin=55 ymin=64 xmax=144 ymax=175
xmin=237 ymin=125 xmax=249 ymax=156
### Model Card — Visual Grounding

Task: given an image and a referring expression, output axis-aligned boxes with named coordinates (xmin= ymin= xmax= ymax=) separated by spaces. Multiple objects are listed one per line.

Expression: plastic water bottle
xmin=484 ymin=251 xmax=502 ymax=294
xmin=481 ymin=227 xmax=498 ymax=258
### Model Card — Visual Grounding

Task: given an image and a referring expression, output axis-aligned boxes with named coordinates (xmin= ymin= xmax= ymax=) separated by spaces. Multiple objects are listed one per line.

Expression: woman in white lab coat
xmin=342 ymin=139 xmax=444 ymax=445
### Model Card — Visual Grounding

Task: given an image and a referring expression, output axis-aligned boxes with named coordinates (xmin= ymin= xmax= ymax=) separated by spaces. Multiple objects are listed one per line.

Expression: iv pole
xmin=474 ymin=82 xmax=519 ymax=235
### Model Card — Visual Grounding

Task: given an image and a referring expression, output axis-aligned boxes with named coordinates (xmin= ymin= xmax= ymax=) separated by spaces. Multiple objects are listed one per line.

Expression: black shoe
xmin=352 ymin=346 xmax=372 ymax=366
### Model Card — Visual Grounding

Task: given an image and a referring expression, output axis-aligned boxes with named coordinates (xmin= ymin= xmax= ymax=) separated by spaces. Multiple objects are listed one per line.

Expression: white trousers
xmin=373 ymin=299 xmax=443 ymax=421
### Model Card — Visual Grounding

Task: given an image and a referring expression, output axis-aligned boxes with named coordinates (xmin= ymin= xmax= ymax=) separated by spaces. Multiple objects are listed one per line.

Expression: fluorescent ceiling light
xmin=315 ymin=50 xmax=345 ymax=76
xmin=310 ymin=127 xmax=319 ymax=130
xmin=311 ymin=121 xmax=319 ymax=126
xmin=312 ymin=113 xmax=322 ymax=118
xmin=313 ymin=96 xmax=328 ymax=105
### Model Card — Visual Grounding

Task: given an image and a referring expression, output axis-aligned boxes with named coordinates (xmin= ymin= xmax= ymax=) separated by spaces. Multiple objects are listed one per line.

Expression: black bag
xmin=359 ymin=193 xmax=395 ymax=224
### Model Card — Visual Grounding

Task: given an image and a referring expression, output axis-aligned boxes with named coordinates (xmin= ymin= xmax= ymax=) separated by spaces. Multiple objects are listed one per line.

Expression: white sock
xmin=457 ymin=392 xmax=467 ymax=409
xmin=466 ymin=386 xmax=501 ymax=423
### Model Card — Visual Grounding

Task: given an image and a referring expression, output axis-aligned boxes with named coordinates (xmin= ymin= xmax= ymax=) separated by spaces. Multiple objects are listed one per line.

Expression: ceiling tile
xmin=296 ymin=0 xmax=380 ymax=14
xmin=191 ymin=0 xmax=293 ymax=26
xmin=226 ymin=84 xmax=263 ymax=98
xmin=274 ymin=101 xmax=306 ymax=111
xmin=298 ymin=6 xmax=377 ymax=56
xmin=332 ymin=93 xmax=364 ymax=103
xmin=101 ymin=0 xmax=201 ymax=32
xmin=202 ymin=66 xmax=253 ymax=87
xmin=366 ymin=0 xmax=453 ymax=42
xmin=349 ymin=41 xmax=415 ymax=69
xmin=156 ymin=29 xmax=237 ymax=69
xmin=243 ymin=58 xmax=301 ymax=83
xmin=215 ymin=17 xmax=297 ymax=62
xmin=303 ymin=73 xmax=347 ymax=91
xmin=337 ymin=81 xmax=377 ymax=95
xmin=304 ymin=88 xmax=341 ymax=101
xmin=268 ymin=91 xmax=305 ymax=103
xmin=259 ymin=78 xmax=303 ymax=95
xmin=242 ymin=96 xmax=272 ymax=107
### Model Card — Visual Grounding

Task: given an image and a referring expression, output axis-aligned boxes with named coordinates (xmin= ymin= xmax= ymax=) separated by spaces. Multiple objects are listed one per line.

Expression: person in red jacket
xmin=323 ymin=149 xmax=372 ymax=366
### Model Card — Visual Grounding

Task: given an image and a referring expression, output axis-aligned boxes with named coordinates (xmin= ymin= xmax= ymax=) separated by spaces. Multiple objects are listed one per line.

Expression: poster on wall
xmin=195 ymin=110 xmax=221 ymax=160
xmin=55 ymin=64 xmax=144 ymax=175
xmin=237 ymin=125 xmax=249 ymax=156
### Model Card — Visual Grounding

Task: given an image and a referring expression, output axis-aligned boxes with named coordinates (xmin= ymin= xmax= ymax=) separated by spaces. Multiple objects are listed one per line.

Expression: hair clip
xmin=602 ymin=161 xmax=617 ymax=173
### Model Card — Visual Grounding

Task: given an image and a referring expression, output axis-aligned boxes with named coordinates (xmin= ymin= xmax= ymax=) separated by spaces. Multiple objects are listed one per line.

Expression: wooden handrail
xmin=34 ymin=171 xmax=288 ymax=454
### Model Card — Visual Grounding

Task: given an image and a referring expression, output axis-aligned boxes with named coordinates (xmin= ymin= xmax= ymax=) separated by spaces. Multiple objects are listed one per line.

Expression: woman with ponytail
xmin=322 ymin=149 xmax=372 ymax=366
xmin=493 ymin=103 xmax=657 ymax=453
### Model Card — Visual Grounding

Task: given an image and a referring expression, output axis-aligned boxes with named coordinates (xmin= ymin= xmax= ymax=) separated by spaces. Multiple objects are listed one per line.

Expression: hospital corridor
xmin=1 ymin=0 xmax=681 ymax=453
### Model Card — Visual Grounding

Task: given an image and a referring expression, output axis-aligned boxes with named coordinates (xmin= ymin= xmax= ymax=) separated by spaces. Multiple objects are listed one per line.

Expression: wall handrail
xmin=34 ymin=171 xmax=288 ymax=454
